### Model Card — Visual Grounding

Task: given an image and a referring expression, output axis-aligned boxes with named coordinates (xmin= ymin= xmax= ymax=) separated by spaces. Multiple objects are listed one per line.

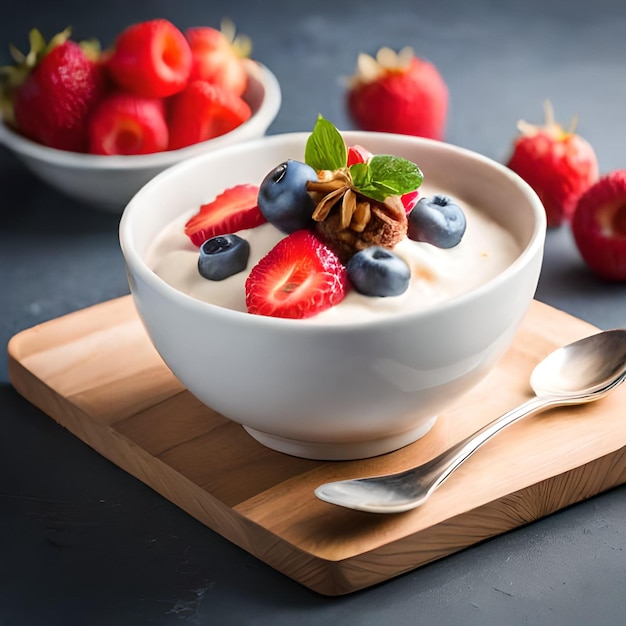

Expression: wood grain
xmin=7 ymin=296 xmax=626 ymax=595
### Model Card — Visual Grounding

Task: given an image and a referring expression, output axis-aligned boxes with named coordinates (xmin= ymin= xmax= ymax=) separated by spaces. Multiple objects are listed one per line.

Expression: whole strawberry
xmin=106 ymin=19 xmax=192 ymax=98
xmin=346 ymin=46 xmax=448 ymax=140
xmin=88 ymin=93 xmax=169 ymax=155
xmin=571 ymin=170 xmax=626 ymax=281
xmin=167 ymin=80 xmax=251 ymax=150
xmin=0 ymin=28 xmax=104 ymax=152
xmin=186 ymin=19 xmax=251 ymax=96
xmin=506 ymin=102 xmax=599 ymax=228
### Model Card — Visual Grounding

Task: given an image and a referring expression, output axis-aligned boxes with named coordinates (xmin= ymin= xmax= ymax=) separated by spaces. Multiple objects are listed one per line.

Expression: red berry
xmin=186 ymin=24 xmax=249 ymax=96
xmin=346 ymin=47 xmax=448 ymax=140
xmin=6 ymin=30 xmax=105 ymax=152
xmin=401 ymin=189 xmax=420 ymax=213
xmin=571 ymin=170 xmax=626 ymax=281
xmin=87 ymin=93 xmax=168 ymax=155
xmin=167 ymin=80 xmax=251 ymax=150
xmin=506 ymin=102 xmax=599 ymax=227
xmin=107 ymin=19 xmax=192 ymax=98
xmin=245 ymin=230 xmax=349 ymax=319
xmin=347 ymin=144 xmax=372 ymax=166
xmin=184 ymin=184 xmax=265 ymax=246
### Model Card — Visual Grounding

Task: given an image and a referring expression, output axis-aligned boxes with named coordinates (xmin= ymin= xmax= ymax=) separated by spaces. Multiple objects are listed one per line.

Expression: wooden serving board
xmin=7 ymin=296 xmax=626 ymax=595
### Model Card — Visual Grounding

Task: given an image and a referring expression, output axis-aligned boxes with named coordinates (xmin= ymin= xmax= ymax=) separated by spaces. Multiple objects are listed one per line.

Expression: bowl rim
xmin=119 ymin=131 xmax=547 ymax=331
xmin=0 ymin=61 xmax=281 ymax=171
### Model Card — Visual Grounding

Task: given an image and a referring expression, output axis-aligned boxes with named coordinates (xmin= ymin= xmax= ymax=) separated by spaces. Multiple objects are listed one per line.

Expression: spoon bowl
xmin=315 ymin=329 xmax=626 ymax=513
xmin=530 ymin=330 xmax=626 ymax=397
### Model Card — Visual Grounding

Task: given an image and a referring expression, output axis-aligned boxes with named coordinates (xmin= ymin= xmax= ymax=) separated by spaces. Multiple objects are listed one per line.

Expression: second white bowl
xmin=0 ymin=61 xmax=281 ymax=212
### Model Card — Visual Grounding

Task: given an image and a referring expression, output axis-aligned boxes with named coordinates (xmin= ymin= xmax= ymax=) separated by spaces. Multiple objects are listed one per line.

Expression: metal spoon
xmin=315 ymin=329 xmax=626 ymax=514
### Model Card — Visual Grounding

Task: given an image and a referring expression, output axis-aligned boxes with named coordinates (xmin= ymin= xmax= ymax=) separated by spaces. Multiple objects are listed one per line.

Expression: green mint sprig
xmin=304 ymin=115 xmax=423 ymax=202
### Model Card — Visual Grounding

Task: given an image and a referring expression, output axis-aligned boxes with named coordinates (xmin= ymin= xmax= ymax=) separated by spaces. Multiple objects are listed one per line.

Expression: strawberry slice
xmin=167 ymin=80 xmax=252 ymax=150
xmin=401 ymin=189 xmax=420 ymax=213
xmin=245 ymin=230 xmax=349 ymax=319
xmin=347 ymin=144 xmax=372 ymax=166
xmin=184 ymin=184 xmax=265 ymax=246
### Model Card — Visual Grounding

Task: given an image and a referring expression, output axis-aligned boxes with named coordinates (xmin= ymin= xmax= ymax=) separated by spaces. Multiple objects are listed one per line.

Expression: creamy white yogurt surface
xmin=147 ymin=188 xmax=520 ymax=324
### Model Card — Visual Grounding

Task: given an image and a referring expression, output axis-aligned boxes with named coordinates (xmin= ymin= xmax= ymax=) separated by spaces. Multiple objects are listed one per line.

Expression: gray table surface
xmin=1 ymin=1 xmax=625 ymax=624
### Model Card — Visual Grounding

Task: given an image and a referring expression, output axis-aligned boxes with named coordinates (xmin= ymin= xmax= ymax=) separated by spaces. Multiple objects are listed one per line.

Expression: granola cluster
xmin=307 ymin=169 xmax=407 ymax=262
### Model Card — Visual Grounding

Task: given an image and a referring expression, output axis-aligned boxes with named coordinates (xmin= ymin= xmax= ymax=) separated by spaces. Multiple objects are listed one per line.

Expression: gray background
xmin=1 ymin=1 xmax=625 ymax=624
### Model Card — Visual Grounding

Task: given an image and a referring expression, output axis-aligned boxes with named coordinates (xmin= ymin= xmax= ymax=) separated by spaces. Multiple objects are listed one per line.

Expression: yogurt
xmin=147 ymin=185 xmax=520 ymax=324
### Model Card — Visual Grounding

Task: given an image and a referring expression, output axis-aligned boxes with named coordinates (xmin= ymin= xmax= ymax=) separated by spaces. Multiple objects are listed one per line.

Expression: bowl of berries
xmin=0 ymin=19 xmax=281 ymax=211
xmin=120 ymin=117 xmax=546 ymax=460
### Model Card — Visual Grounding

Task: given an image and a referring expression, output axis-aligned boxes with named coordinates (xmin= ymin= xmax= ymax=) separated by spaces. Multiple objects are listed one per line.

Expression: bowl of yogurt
xmin=119 ymin=129 xmax=546 ymax=460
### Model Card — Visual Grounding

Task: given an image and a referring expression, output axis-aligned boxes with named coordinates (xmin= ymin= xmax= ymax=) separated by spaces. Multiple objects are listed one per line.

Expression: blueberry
xmin=257 ymin=159 xmax=318 ymax=233
xmin=347 ymin=247 xmax=410 ymax=297
xmin=407 ymin=195 xmax=466 ymax=248
xmin=198 ymin=234 xmax=250 ymax=281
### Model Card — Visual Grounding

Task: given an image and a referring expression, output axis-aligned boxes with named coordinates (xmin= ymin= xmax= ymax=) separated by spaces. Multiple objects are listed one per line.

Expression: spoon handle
xmin=409 ymin=395 xmax=552 ymax=497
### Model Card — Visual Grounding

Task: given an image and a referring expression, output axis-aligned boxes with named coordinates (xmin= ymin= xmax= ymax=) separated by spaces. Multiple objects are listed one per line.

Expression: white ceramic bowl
xmin=120 ymin=131 xmax=546 ymax=460
xmin=0 ymin=62 xmax=281 ymax=212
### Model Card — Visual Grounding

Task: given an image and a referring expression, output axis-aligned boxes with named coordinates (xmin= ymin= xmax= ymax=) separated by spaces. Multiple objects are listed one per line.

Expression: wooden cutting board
xmin=7 ymin=296 xmax=626 ymax=596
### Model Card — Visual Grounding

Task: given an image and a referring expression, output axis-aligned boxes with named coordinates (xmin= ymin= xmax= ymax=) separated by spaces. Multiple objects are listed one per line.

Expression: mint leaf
xmin=348 ymin=162 xmax=371 ymax=190
xmin=369 ymin=155 xmax=423 ymax=193
xmin=351 ymin=155 xmax=423 ymax=202
xmin=304 ymin=116 xmax=347 ymax=171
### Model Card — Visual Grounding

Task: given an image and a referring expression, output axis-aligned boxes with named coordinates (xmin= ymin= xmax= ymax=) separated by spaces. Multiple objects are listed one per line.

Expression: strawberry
xmin=401 ymin=189 xmax=420 ymax=213
xmin=506 ymin=101 xmax=599 ymax=227
xmin=184 ymin=184 xmax=265 ymax=246
xmin=346 ymin=46 xmax=448 ymax=140
xmin=106 ymin=19 xmax=192 ymax=98
xmin=167 ymin=80 xmax=251 ymax=150
xmin=245 ymin=230 xmax=349 ymax=319
xmin=87 ymin=93 xmax=168 ymax=155
xmin=347 ymin=144 xmax=372 ymax=167
xmin=0 ymin=28 xmax=105 ymax=152
xmin=185 ymin=20 xmax=251 ymax=96
xmin=571 ymin=170 xmax=626 ymax=281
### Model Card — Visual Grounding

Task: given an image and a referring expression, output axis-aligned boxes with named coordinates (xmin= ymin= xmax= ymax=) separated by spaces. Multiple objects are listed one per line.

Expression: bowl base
xmin=243 ymin=416 xmax=438 ymax=461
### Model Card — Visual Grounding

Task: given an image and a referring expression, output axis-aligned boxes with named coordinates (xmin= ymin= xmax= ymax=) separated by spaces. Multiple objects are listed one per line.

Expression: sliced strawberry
xmin=106 ymin=19 xmax=192 ymax=98
xmin=167 ymin=80 xmax=251 ymax=150
xmin=186 ymin=25 xmax=249 ymax=96
xmin=401 ymin=189 xmax=420 ymax=213
xmin=87 ymin=93 xmax=168 ymax=155
xmin=347 ymin=144 xmax=372 ymax=166
xmin=245 ymin=230 xmax=349 ymax=319
xmin=184 ymin=184 xmax=265 ymax=246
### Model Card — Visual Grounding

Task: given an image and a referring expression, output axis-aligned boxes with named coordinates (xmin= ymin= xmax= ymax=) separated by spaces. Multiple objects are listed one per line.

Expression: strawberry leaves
xmin=304 ymin=115 xmax=423 ymax=202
